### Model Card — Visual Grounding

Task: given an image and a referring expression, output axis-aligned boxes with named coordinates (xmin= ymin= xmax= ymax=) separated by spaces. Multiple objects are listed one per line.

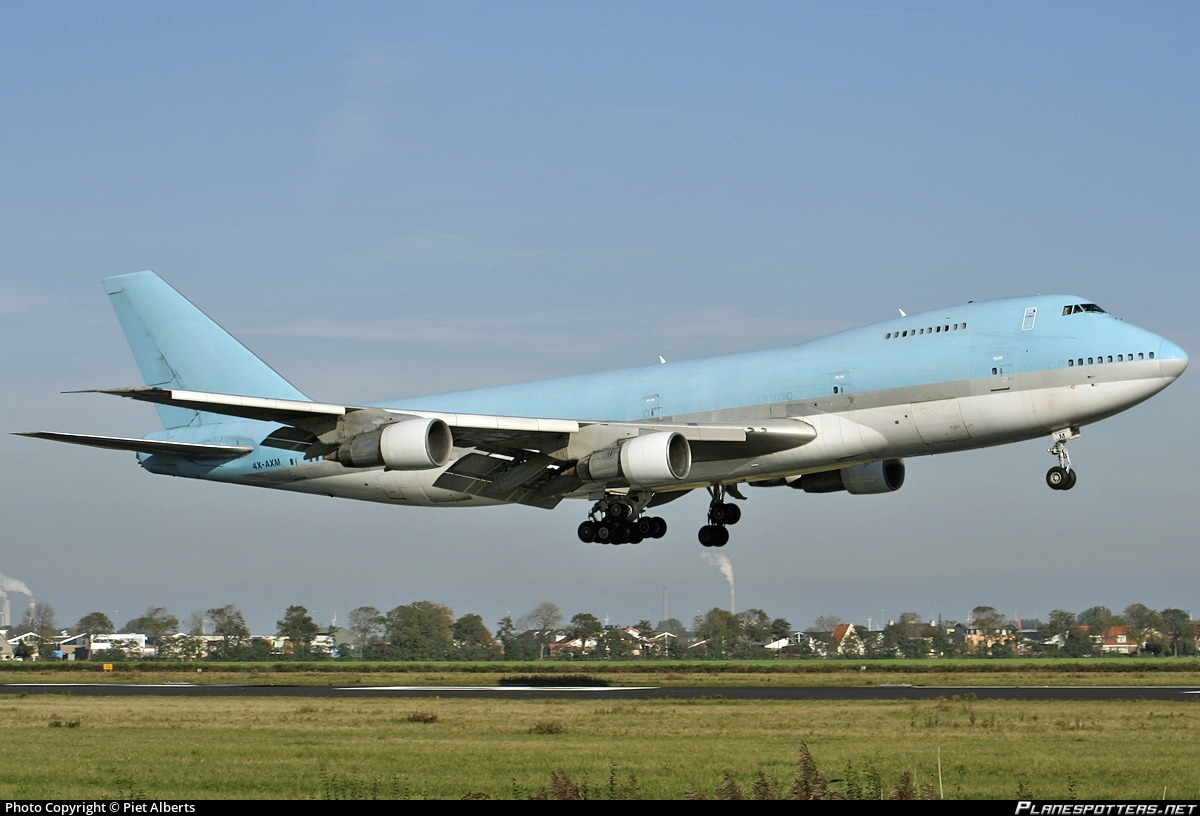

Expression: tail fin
xmin=104 ymin=271 xmax=309 ymax=429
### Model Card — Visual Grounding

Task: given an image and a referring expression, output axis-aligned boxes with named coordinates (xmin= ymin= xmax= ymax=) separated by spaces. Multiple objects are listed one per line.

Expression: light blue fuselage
xmin=145 ymin=294 xmax=1187 ymax=508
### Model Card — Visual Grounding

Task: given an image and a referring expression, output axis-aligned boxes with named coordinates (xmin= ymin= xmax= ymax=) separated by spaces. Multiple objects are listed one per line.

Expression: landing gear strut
xmin=1046 ymin=428 xmax=1079 ymax=491
xmin=699 ymin=484 xmax=742 ymax=547
xmin=577 ymin=493 xmax=667 ymax=545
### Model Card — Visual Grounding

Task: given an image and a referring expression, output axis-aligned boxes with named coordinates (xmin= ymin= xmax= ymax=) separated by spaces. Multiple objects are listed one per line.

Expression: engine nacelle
xmin=337 ymin=418 xmax=453 ymax=470
xmin=576 ymin=432 xmax=691 ymax=487
xmin=794 ymin=459 xmax=905 ymax=495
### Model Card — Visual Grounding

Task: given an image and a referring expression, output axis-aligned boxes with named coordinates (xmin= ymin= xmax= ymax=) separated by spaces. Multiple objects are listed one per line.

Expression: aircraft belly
xmin=911 ymin=398 xmax=972 ymax=443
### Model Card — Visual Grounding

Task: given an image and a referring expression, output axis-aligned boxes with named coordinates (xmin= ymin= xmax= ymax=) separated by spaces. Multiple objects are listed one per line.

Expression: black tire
xmin=606 ymin=502 xmax=631 ymax=521
xmin=577 ymin=521 xmax=597 ymax=543
xmin=1046 ymin=466 xmax=1068 ymax=490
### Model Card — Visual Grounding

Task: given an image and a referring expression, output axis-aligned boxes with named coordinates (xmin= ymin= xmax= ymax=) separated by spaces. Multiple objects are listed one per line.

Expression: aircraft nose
xmin=1158 ymin=338 xmax=1188 ymax=380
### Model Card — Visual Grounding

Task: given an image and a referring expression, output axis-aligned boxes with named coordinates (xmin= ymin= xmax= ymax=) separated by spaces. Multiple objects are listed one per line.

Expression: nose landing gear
xmin=1046 ymin=428 xmax=1080 ymax=491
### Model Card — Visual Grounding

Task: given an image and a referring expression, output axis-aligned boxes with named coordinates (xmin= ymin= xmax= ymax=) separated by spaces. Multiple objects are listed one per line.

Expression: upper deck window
xmin=1062 ymin=303 xmax=1107 ymax=316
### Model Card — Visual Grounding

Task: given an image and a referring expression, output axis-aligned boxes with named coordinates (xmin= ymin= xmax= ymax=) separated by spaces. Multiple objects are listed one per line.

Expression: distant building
xmin=1099 ymin=626 xmax=1138 ymax=655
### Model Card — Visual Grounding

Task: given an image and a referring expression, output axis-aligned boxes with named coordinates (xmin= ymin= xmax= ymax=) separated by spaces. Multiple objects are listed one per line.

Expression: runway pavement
xmin=2 ymin=683 xmax=1198 ymax=701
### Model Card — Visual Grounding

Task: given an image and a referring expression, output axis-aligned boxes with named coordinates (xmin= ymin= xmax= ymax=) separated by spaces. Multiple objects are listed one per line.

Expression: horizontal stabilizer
xmin=13 ymin=431 xmax=252 ymax=459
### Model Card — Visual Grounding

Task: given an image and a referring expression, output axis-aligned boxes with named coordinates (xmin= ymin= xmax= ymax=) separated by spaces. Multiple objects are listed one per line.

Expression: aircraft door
xmin=986 ymin=350 xmax=1014 ymax=392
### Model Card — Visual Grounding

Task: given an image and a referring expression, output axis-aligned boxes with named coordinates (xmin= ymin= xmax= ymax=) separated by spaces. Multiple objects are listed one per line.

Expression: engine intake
xmin=337 ymin=418 xmax=453 ymax=470
xmin=576 ymin=432 xmax=691 ymax=487
xmin=794 ymin=459 xmax=905 ymax=494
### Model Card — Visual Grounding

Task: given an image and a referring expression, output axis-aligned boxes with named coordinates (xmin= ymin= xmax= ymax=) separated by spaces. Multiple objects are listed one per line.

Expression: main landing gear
xmin=1046 ymin=428 xmax=1080 ymax=491
xmin=698 ymin=484 xmax=742 ymax=548
xmin=576 ymin=485 xmax=747 ymax=547
xmin=576 ymin=494 xmax=668 ymax=545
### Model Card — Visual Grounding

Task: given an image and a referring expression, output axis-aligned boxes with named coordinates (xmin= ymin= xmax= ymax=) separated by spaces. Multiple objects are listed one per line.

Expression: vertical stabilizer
xmin=103 ymin=271 xmax=308 ymax=429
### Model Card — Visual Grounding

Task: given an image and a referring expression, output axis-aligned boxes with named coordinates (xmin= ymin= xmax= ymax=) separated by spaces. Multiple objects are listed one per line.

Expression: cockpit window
xmin=1062 ymin=303 xmax=1107 ymax=316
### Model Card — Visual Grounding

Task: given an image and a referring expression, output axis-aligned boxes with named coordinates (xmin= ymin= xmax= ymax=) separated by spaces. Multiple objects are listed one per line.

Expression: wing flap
xmin=434 ymin=452 xmax=576 ymax=509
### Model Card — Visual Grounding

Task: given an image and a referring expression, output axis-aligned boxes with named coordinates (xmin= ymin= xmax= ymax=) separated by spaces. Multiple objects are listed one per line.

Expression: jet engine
xmin=575 ymin=431 xmax=691 ymax=487
xmin=793 ymin=459 xmax=905 ymax=494
xmin=336 ymin=417 xmax=453 ymax=470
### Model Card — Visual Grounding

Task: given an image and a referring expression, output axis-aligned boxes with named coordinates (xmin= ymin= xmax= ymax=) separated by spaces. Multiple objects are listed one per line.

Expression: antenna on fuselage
xmin=898 ymin=309 xmax=907 ymax=317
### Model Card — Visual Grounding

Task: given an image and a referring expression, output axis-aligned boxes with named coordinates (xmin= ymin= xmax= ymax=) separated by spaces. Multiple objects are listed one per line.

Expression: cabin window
xmin=1068 ymin=359 xmax=1074 ymax=367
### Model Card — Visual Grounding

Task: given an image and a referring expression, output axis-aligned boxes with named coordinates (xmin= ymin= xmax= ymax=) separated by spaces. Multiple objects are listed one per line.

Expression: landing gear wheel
xmin=698 ymin=525 xmax=729 ymax=547
xmin=1046 ymin=466 xmax=1076 ymax=490
xmin=605 ymin=502 xmax=632 ymax=521
xmin=710 ymin=502 xmax=741 ymax=525
xmin=577 ymin=521 xmax=597 ymax=543
xmin=636 ymin=516 xmax=663 ymax=538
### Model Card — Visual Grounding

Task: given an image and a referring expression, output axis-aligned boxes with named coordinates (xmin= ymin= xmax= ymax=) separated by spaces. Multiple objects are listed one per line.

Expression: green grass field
xmin=2 ymin=692 xmax=1198 ymax=800
xmin=3 ymin=660 xmax=1198 ymax=799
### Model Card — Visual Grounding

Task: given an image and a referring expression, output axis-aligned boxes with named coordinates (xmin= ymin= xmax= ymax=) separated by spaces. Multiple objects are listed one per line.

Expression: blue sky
xmin=2 ymin=3 xmax=1197 ymax=636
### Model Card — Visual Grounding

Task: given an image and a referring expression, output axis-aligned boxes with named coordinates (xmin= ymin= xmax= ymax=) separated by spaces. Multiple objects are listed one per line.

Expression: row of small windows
xmin=885 ymin=323 xmax=965 ymax=339
xmin=1067 ymin=352 xmax=1154 ymax=367
xmin=991 ymin=351 xmax=1156 ymax=375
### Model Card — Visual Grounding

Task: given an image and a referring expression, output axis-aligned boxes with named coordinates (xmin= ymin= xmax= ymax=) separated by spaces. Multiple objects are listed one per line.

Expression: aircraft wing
xmin=82 ymin=386 xmax=818 ymax=507
xmin=13 ymin=431 xmax=252 ymax=459
xmin=90 ymin=386 xmax=815 ymax=451
xmin=89 ymin=386 xmax=584 ymax=453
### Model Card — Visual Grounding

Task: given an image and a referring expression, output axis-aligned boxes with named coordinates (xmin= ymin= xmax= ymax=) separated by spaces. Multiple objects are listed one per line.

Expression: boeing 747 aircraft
xmin=18 ymin=271 xmax=1188 ymax=547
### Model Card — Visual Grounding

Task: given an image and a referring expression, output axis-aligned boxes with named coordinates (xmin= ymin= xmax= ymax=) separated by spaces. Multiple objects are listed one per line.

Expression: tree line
xmin=5 ymin=599 xmax=1196 ymax=661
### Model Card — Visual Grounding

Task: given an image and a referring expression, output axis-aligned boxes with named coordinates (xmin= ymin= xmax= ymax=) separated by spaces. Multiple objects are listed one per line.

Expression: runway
xmin=3 ymin=683 xmax=1198 ymax=701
